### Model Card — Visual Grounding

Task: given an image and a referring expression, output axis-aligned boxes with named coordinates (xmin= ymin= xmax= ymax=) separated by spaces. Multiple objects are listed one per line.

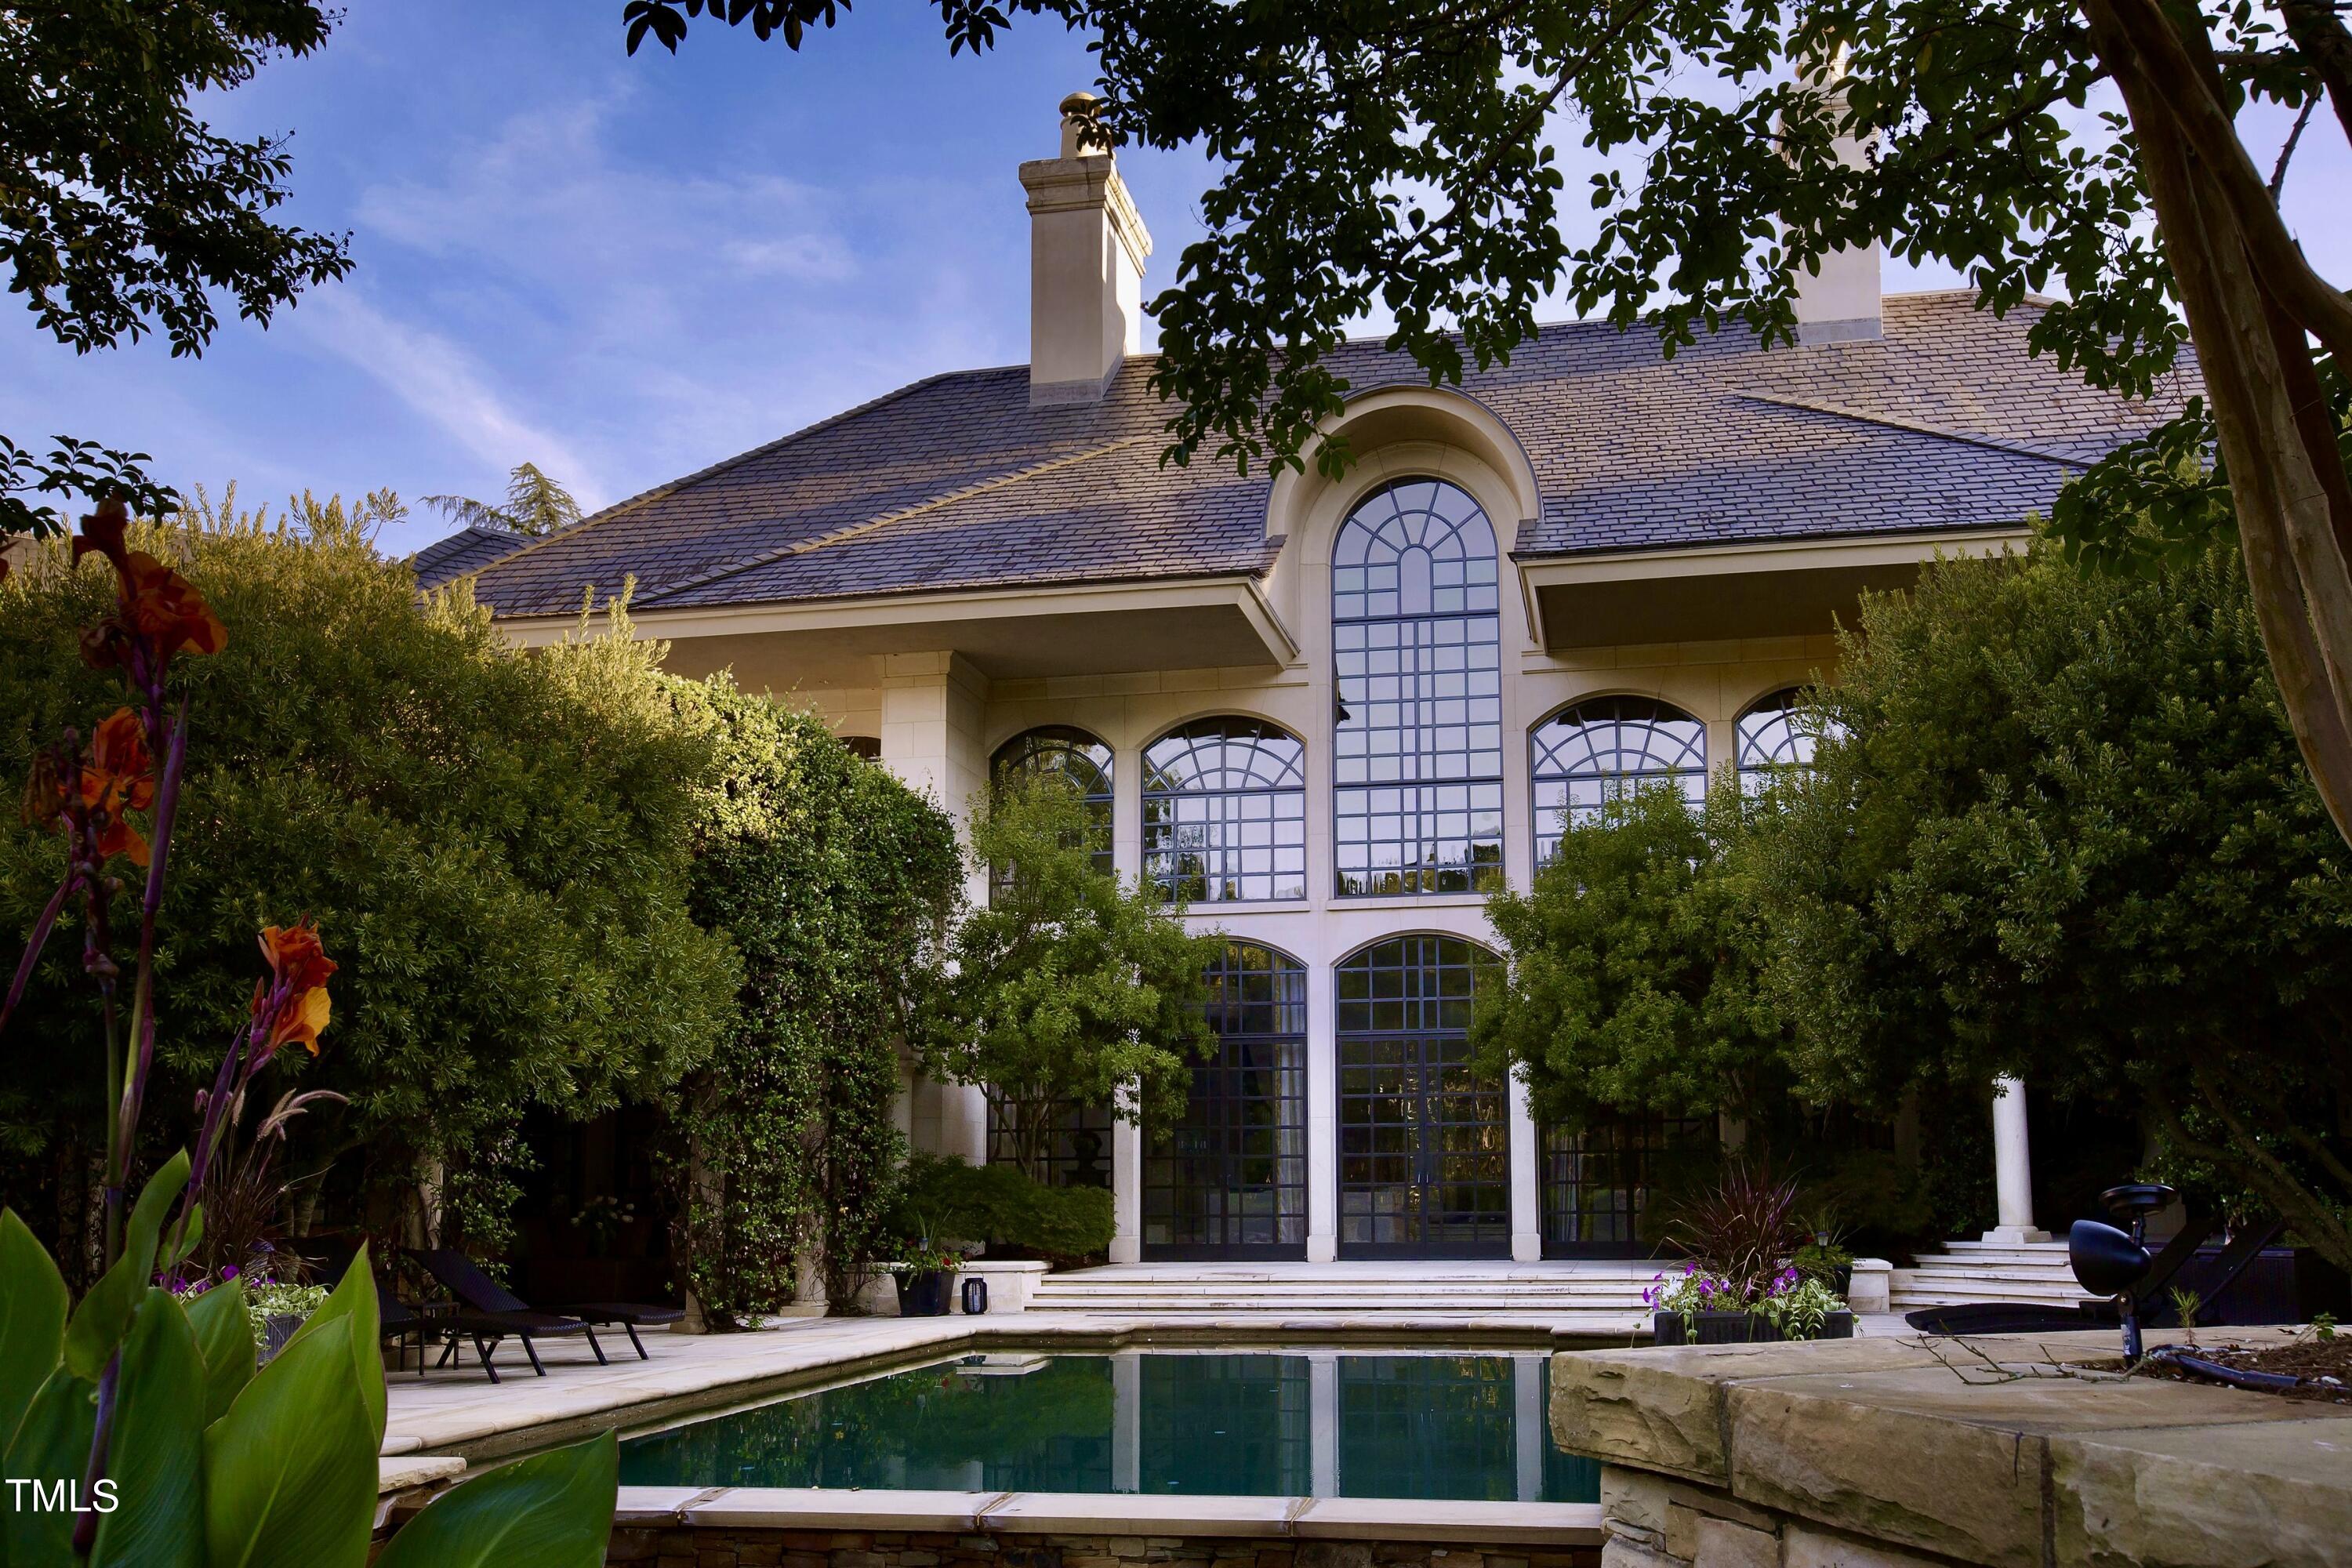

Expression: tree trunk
xmin=2081 ymin=0 xmax=2352 ymax=853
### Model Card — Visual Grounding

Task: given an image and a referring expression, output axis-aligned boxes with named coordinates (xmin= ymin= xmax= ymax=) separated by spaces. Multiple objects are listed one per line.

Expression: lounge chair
xmin=407 ymin=1247 xmax=683 ymax=1360
xmin=404 ymin=1249 xmax=610 ymax=1377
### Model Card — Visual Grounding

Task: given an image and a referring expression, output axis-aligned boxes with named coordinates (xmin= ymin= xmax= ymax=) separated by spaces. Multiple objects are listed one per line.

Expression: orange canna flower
xmin=253 ymin=919 xmax=336 ymax=1054
xmin=121 ymin=553 xmax=226 ymax=660
xmin=78 ymin=708 xmax=156 ymax=867
xmin=71 ymin=497 xmax=130 ymax=574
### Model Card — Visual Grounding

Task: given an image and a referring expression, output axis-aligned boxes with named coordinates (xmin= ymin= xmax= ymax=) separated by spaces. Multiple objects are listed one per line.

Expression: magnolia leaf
xmin=0 ymin=1365 xmax=98 ymax=1565
xmin=281 ymin=1240 xmax=383 ymax=1446
xmin=183 ymin=1277 xmax=254 ymax=1425
xmin=202 ymin=1314 xmax=376 ymax=1568
xmin=64 ymin=1149 xmax=190 ymax=1380
xmin=374 ymin=1431 xmax=618 ymax=1568
xmin=0 ymin=1208 xmax=70 ymax=1452
xmin=89 ymin=1288 xmax=205 ymax=1568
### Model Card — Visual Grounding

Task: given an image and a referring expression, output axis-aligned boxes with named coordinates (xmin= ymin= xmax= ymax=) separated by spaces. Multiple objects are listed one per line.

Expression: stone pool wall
xmin=601 ymin=1526 xmax=1600 ymax=1568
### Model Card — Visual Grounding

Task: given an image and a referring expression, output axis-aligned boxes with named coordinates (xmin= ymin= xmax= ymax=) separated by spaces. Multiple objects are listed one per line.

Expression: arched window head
xmin=840 ymin=735 xmax=882 ymax=760
xmin=1144 ymin=718 xmax=1307 ymax=902
xmin=1529 ymin=697 xmax=1707 ymax=862
xmin=991 ymin=725 xmax=1113 ymax=880
xmin=1331 ymin=479 xmax=1504 ymax=897
xmin=1736 ymin=688 xmax=1841 ymax=793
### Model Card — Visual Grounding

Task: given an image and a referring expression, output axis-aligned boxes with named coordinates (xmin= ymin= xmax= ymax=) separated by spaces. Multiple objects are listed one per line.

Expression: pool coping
xmin=604 ymin=1485 xmax=1604 ymax=1546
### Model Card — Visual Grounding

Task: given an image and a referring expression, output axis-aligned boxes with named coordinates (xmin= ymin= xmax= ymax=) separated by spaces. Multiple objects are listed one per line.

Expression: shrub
xmin=0 ymin=495 xmax=739 ymax=1271
xmin=662 ymin=681 xmax=961 ymax=1324
xmin=892 ymin=1154 xmax=1115 ymax=1265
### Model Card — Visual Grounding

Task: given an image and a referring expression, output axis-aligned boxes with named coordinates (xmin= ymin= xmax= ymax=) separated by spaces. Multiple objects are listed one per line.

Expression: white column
xmin=1107 ymin=745 xmax=1146 ymax=1264
xmin=1110 ymin=1079 xmax=1143 ymax=1264
xmin=1305 ymin=956 xmax=1339 ymax=1261
xmin=1983 ymin=1076 xmax=2050 ymax=1243
xmin=1508 ymin=1072 xmax=1542 ymax=1262
xmin=880 ymin=652 xmax=993 ymax=1167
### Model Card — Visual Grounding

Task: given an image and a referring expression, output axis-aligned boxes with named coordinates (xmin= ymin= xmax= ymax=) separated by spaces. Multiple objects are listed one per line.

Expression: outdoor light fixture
xmin=2068 ymin=1183 xmax=2176 ymax=1361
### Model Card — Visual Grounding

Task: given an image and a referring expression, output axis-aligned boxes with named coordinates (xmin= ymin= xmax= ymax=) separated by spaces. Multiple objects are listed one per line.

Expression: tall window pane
xmin=1528 ymin=697 xmax=1706 ymax=863
xmin=1334 ymin=935 xmax=1509 ymax=1257
xmin=1332 ymin=479 xmax=1504 ymax=896
xmin=991 ymin=725 xmax=1113 ymax=882
xmin=1144 ymin=719 xmax=1307 ymax=902
xmin=1736 ymin=687 xmax=1840 ymax=793
xmin=1143 ymin=941 xmax=1308 ymax=1257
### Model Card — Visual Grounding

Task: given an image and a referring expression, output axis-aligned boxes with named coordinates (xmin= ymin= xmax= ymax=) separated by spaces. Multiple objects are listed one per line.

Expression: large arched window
xmin=1143 ymin=941 xmax=1308 ymax=1257
xmin=1143 ymin=718 xmax=1307 ymax=903
xmin=1334 ymin=935 xmax=1508 ymax=1257
xmin=991 ymin=725 xmax=1114 ymax=878
xmin=1331 ymin=479 xmax=1504 ymax=897
xmin=1736 ymin=687 xmax=1840 ymax=793
xmin=1528 ymin=697 xmax=1707 ymax=862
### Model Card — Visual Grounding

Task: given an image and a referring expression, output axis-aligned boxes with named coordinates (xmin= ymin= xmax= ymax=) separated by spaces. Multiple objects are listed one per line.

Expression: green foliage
xmin=371 ymin=1432 xmax=617 ymax=1568
xmin=921 ymin=772 xmax=1219 ymax=1180
xmin=662 ymin=679 xmax=961 ymax=1325
xmin=423 ymin=463 xmax=585 ymax=539
xmin=1751 ymin=533 xmax=2352 ymax=1272
xmin=1475 ymin=783 xmax=1786 ymax=1132
xmin=892 ymin=1154 xmax=1116 ymax=1264
xmin=0 ymin=502 xmax=740 ymax=1265
xmin=0 ymin=1209 xmax=618 ymax=1568
xmin=0 ymin=5 xmax=352 ymax=539
xmin=0 ymin=1210 xmax=67 ymax=1442
xmin=619 ymin=0 xmax=2288 ymax=485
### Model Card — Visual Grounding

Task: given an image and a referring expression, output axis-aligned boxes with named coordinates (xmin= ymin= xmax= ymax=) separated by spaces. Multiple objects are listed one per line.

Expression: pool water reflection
xmin=619 ymin=1351 xmax=1600 ymax=1504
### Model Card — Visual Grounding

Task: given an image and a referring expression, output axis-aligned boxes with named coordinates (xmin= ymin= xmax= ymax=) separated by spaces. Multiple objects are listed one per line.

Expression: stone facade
xmin=600 ymin=1526 xmax=1600 ymax=1568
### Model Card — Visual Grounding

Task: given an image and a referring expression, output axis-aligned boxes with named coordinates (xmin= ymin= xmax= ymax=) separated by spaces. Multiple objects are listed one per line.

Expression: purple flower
xmin=220 ymin=1265 xmax=240 ymax=1282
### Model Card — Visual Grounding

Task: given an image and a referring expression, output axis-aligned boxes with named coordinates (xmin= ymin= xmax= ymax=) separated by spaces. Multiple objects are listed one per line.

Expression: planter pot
xmin=894 ymin=1268 xmax=957 ymax=1319
xmin=1653 ymin=1310 xmax=1855 ymax=1346
xmin=258 ymin=1313 xmax=306 ymax=1365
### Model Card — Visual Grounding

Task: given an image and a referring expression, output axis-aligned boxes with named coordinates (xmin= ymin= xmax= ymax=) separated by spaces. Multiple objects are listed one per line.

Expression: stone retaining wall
xmin=601 ymin=1526 xmax=1601 ymax=1568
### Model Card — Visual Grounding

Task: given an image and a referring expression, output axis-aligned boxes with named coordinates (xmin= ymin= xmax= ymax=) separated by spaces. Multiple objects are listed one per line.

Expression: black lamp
xmin=2068 ymin=1182 xmax=2175 ymax=1361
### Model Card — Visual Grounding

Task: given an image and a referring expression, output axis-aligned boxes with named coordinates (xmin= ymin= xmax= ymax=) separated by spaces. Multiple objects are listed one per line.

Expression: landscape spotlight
xmin=2068 ymin=1183 xmax=2175 ymax=1361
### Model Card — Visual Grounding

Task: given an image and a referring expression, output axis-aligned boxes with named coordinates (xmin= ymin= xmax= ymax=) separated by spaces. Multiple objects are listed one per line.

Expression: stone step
xmin=1032 ymin=1279 xmax=1653 ymax=1296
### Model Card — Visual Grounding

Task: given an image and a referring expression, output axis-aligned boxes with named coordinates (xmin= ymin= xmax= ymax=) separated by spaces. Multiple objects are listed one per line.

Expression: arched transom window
xmin=1331 ymin=479 xmax=1504 ymax=897
xmin=1529 ymin=697 xmax=1706 ymax=862
xmin=1736 ymin=687 xmax=1839 ymax=792
xmin=992 ymin=725 xmax=1114 ymax=879
xmin=1144 ymin=718 xmax=1307 ymax=902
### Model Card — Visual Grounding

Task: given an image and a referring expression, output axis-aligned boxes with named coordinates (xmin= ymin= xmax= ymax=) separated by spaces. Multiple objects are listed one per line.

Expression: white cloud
xmin=295 ymin=290 xmax=604 ymax=506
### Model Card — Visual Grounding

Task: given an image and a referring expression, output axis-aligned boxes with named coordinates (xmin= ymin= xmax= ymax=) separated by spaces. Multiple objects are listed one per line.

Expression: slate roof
xmin=410 ymin=524 xmax=528 ymax=591
xmin=467 ymin=292 xmax=2193 ymax=619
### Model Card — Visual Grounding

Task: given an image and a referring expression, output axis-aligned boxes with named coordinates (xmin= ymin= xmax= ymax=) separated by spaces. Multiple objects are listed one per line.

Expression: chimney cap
xmin=1059 ymin=90 xmax=1100 ymax=118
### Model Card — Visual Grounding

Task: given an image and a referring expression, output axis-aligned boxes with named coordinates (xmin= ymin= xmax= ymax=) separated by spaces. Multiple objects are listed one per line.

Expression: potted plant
xmin=891 ymin=1236 xmax=964 ymax=1317
xmin=1650 ymin=1161 xmax=1855 ymax=1344
xmin=241 ymin=1275 xmax=331 ymax=1363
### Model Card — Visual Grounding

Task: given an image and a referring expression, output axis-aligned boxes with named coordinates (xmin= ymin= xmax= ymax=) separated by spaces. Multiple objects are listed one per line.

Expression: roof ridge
xmin=1735 ymin=393 xmax=2087 ymax=466
xmin=459 ymin=365 xmax=996 ymax=590
xmin=640 ymin=433 xmax=1154 ymax=605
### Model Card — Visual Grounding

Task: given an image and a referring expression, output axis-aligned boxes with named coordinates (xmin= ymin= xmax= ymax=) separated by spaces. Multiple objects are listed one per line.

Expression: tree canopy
xmin=424 ymin=463 xmax=587 ymax=539
xmin=0 ymin=495 xmax=739 ymax=1272
xmin=918 ymin=771 xmax=1219 ymax=1182
xmin=1475 ymin=784 xmax=1785 ymax=1134
xmin=1753 ymin=535 xmax=2352 ymax=1269
xmin=1 ymin=5 xmax=352 ymax=538
xmin=624 ymin=0 xmax=2352 ymax=856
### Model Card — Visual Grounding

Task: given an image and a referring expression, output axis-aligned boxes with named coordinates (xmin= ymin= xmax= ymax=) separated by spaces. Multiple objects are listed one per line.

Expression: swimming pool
xmin=618 ymin=1348 xmax=1600 ymax=1504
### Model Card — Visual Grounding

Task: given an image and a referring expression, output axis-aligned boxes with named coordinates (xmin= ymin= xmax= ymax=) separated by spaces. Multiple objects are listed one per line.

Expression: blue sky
xmin=4 ymin=3 xmax=2346 ymax=560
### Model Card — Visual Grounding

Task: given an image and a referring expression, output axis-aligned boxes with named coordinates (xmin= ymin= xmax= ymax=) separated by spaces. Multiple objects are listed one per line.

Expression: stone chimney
xmin=1018 ymin=93 xmax=1154 ymax=406
xmin=1791 ymin=64 xmax=1882 ymax=344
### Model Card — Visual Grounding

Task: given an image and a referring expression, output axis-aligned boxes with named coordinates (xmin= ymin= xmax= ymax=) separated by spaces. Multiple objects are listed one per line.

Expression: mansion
xmin=445 ymin=96 xmax=2186 ymax=1272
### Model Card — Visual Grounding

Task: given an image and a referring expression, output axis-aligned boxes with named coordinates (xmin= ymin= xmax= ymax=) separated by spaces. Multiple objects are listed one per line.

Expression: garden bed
xmin=2123 ymin=1336 xmax=2352 ymax=1405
